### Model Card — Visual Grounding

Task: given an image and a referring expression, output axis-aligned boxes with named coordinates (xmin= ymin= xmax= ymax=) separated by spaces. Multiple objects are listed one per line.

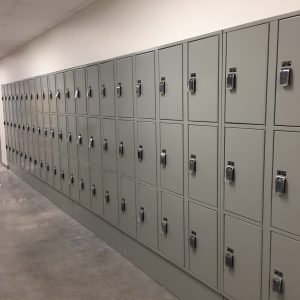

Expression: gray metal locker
xmin=52 ymin=151 xmax=60 ymax=190
xmin=161 ymin=192 xmax=184 ymax=266
xmin=115 ymin=57 xmax=133 ymax=117
xmin=225 ymin=24 xmax=269 ymax=124
xmin=48 ymin=74 xmax=56 ymax=113
xmin=224 ymin=215 xmax=262 ymax=300
xmin=137 ymin=121 xmax=156 ymax=185
xmin=77 ymin=116 xmax=88 ymax=163
xmin=67 ymin=116 xmax=77 ymax=160
xmin=275 ymin=16 xmax=300 ymax=126
xmin=75 ymin=68 xmax=87 ymax=115
xmin=99 ymin=61 xmax=115 ymax=117
xmin=37 ymin=113 xmax=44 ymax=148
xmin=224 ymin=127 xmax=264 ymax=222
xmin=34 ymin=77 xmax=42 ymax=113
xmin=272 ymin=131 xmax=300 ymax=236
xmin=78 ymin=162 xmax=91 ymax=209
xmin=41 ymin=76 xmax=49 ymax=113
xmin=160 ymin=123 xmax=183 ymax=195
xmin=60 ymin=155 xmax=69 ymax=196
xmin=29 ymin=79 xmax=35 ymax=112
xmin=65 ymin=70 xmax=75 ymax=115
xmin=188 ymin=202 xmax=218 ymax=287
xmin=158 ymin=45 xmax=183 ymax=120
xmin=88 ymin=117 xmax=101 ymax=169
xmin=90 ymin=166 xmax=103 ymax=216
xmin=69 ymin=158 xmax=79 ymax=202
xmin=58 ymin=115 xmax=68 ymax=156
xmin=103 ymin=171 xmax=118 ymax=226
xmin=102 ymin=118 xmax=117 ymax=172
xmin=118 ymin=119 xmax=135 ymax=178
xmin=56 ymin=72 xmax=65 ymax=114
xmin=188 ymin=36 xmax=219 ymax=122
xmin=119 ymin=177 xmax=136 ymax=237
xmin=39 ymin=147 xmax=46 ymax=182
xmin=135 ymin=51 xmax=156 ymax=119
xmin=86 ymin=65 xmax=100 ymax=116
xmin=50 ymin=114 xmax=59 ymax=154
xmin=45 ymin=150 xmax=53 ymax=185
xmin=270 ymin=233 xmax=300 ymax=300
xmin=188 ymin=125 xmax=218 ymax=206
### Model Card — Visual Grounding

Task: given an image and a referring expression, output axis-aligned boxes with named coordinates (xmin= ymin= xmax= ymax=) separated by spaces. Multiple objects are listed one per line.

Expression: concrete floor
xmin=0 ymin=165 xmax=177 ymax=300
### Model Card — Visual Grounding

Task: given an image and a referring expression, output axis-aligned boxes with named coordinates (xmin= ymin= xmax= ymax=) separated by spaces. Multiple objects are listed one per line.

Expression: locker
xmin=39 ymin=147 xmax=46 ymax=182
xmin=102 ymin=118 xmax=117 ymax=171
xmin=135 ymin=51 xmax=156 ymax=119
xmin=115 ymin=57 xmax=133 ymax=117
xmin=56 ymin=72 xmax=65 ymax=114
xmin=60 ymin=155 xmax=69 ymax=196
xmin=15 ymin=82 xmax=20 ymax=112
xmin=24 ymin=80 xmax=30 ymax=112
xmin=35 ymin=77 xmax=42 ymax=113
xmin=45 ymin=150 xmax=53 ymax=186
xmin=52 ymin=151 xmax=60 ymax=190
xmin=224 ymin=215 xmax=262 ymax=300
xmin=75 ymin=68 xmax=87 ymax=115
xmin=88 ymin=117 xmax=101 ymax=168
xmin=77 ymin=116 xmax=88 ymax=163
xmin=224 ymin=128 xmax=264 ymax=222
xmin=225 ymin=24 xmax=268 ymax=124
xmin=158 ymin=45 xmax=183 ymax=120
xmin=78 ymin=162 xmax=90 ymax=208
xmin=86 ymin=65 xmax=100 ymax=116
xmin=161 ymin=192 xmax=184 ymax=266
xmin=119 ymin=177 xmax=136 ymax=237
xmin=137 ymin=121 xmax=156 ymax=185
xmin=41 ymin=76 xmax=49 ymax=113
xmin=33 ymin=146 xmax=40 ymax=178
xmin=67 ymin=116 xmax=77 ymax=160
xmin=29 ymin=79 xmax=35 ymax=112
xmin=118 ymin=120 xmax=135 ymax=178
xmin=19 ymin=81 xmax=25 ymax=112
xmin=50 ymin=114 xmax=59 ymax=154
xmin=48 ymin=74 xmax=56 ymax=113
xmin=188 ymin=202 xmax=218 ymax=287
xmin=65 ymin=70 xmax=76 ymax=115
xmin=103 ymin=171 xmax=118 ymax=226
xmin=160 ymin=123 xmax=183 ymax=195
xmin=188 ymin=125 xmax=218 ymax=206
xmin=90 ymin=166 xmax=103 ymax=216
xmin=69 ymin=158 xmax=79 ymax=202
xmin=36 ymin=113 xmax=44 ymax=148
xmin=272 ymin=131 xmax=300 ymax=236
xmin=99 ymin=61 xmax=115 ymax=117
xmin=270 ymin=233 xmax=300 ymax=299
xmin=58 ymin=115 xmax=68 ymax=156
xmin=188 ymin=36 xmax=219 ymax=122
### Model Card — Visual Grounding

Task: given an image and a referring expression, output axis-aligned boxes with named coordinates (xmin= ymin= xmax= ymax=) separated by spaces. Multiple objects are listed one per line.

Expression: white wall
xmin=1 ymin=0 xmax=300 ymax=164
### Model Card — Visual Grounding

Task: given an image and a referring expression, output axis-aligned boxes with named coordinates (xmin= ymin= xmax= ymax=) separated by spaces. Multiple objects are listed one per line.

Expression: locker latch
xmin=159 ymin=78 xmax=166 ymax=96
xmin=137 ymin=145 xmax=143 ymax=161
xmin=65 ymin=89 xmax=70 ymax=99
xmin=101 ymin=84 xmax=106 ymax=98
xmin=40 ymin=161 xmax=43 ymax=168
xmin=75 ymin=88 xmax=80 ymax=99
xmin=105 ymin=191 xmax=110 ymax=203
xmin=42 ymin=91 xmax=45 ymax=99
xmin=136 ymin=81 xmax=142 ymax=97
xmin=103 ymin=139 xmax=108 ymax=151
xmin=48 ymin=90 xmax=53 ymax=99
xmin=79 ymin=179 xmax=84 ymax=190
xmin=27 ymin=125 xmax=30 ymax=131
xmin=58 ymin=130 xmax=63 ymax=140
xmin=24 ymin=154 xmax=27 ymax=159
xmin=272 ymin=270 xmax=283 ymax=294
xmin=53 ymin=167 xmax=57 ymax=176
xmin=50 ymin=129 xmax=55 ymax=138
xmin=116 ymin=83 xmax=122 ymax=97
xmin=20 ymin=94 xmax=23 ymax=100
xmin=86 ymin=86 xmax=92 ymax=98
xmin=119 ymin=142 xmax=124 ymax=156
xmin=77 ymin=134 xmax=82 ymax=145
xmin=226 ymin=68 xmax=237 ymax=91
xmin=12 ymin=148 xmax=15 ymax=153
xmin=60 ymin=170 xmax=65 ymax=179
xmin=187 ymin=74 xmax=196 ymax=94
xmin=225 ymin=161 xmax=235 ymax=182
xmin=91 ymin=184 xmax=96 ymax=196
xmin=279 ymin=61 xmax=291 ymax=87
xmin=160 ymin=149 xmax=167 ymax=166
xmin=20 ymin=152 xmax=23 ymax=157
xmin=30 ymin=93 xmax=33 ymax=100
xmin=275 ymin=170 xmax=286 ymax=195
xmin=139 ymin=207 xmax=145 ymax=222
xmin=13 ymin=123 xmax=16 ymax=128
xmin=225 ymin=248 xmax=234 ymax=268
xmin=121 ymin=198 xmax=126 ymax=212
xmin=44 ymin=128 xmax=47 ymax=136
xmin=69 ymin=175 xmax=74 ymax=185
xmin=10 ymin=122 xmax=12 ymax=127
xmin=32 ymin=126 xmax=35 ymax=133
xmin=88 ymin=136 xmax=94 ymax=148
xmin=189 ymin=231 xmax=197 ymax=249
xmin=34 ymin=159 xmax=37 ymax=165
xmin=67 ymin=132 xmax=72 ymax=142
xmin=35 ymin=93 xmax=38 ymax=100
xmin=16 ymin=150 xmax=19 ymax=155
xmin=55 ymin=90 xmax=61 ymax=99
xmin=29 ymin=156 xmax=32 ymax=162
xmin=189 ymin=155 xmax=196 ymax=173
xmin=161 ymin=217 xmax=168 ymax=234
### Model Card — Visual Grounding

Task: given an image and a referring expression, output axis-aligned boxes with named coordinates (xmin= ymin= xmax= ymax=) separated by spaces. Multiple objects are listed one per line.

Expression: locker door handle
xmin=119 ymin=142 xmax=124 ymax=156
xmin=65 ymin=89 xmax=70 ymax=99
xmin=161 ymin=218 xmax=168 ymax=234
xmin=58 ymin=130 xmax=63 ymax=140
xmin=105 ymin=191 xmax=110 ymax=203
xmin=226 ymin=71 xmax=236 ymax=91
xmin=75 ymin=88 xmax=80 ymax=99
xmin=102 ymin=139 xmax=108 ymax=151
xmin=225 ymin=250 xmax=234 ymax=268
xmin=159 ymin=79 xmax=166 ymax=96
xmin=187 ymin=76 xmax=196 ymax=94
xmin=275 ymin=172 xmax=286 ymax=195
xmin=116 ymin=83 xmax=122 ymax=97
xmin=69 ymin=175 xmax=74 ymax=185
xmin=160 ymin=150 xmax=167 ymax=166
xmin=27 ymin=125 xmax=30 ymax=131
xmin=189 ymin=155 xmax=196 ymax=173
xmin=20 ymin=94 xmax=23 ymax=100
xmin=37 ymin=127 xmax=41 ymax=134
xmin=60 ymin=170 xmax=65 ymax=179
xmin=13 ymin=123 xmax=16 ymax=128
xmin=137 ymin=145 xmax=143 ymax=161
xmin=88 ymin=136 xmax=94 ymax=148
xmin=17 ymin=124 xmax=20 ymax=129
xmin=86 ymin=87 xmax=92 ymax=98
xmin=32 ymin=126 xmax=35 ymax=133
xmin=16 ymin=95 xmax=19 ymax=100
xmin=79 ymin=179 xmax=84 ymax=190
xmin=67 ymin=132 xmax=72 ymax=142
xmin=30 ymin=93 xmax=33 ymax=100
xmin=121 ymin=199 xmax=126 ymax=212
xmin=36 ymin=93 xmax=38 ymax=100
xmin=53 ymin=167 xmax=57 ymax=175
xmin=139 ymin=207 xmax=145 ymax=222
xmin=91 ymin=184 xmax=96 ymax=196
xmin=101 ymin=84 xmax=106 ymax=97
xmin=46 ymin=163 xmax=50 ymax=171
xmin=279 ymin=62 xmax=291 ymax=87
xmin=22 ymin=124 xmax=25 ymax=130
xmin=48 ymin=90 xmax=53 ymax=99
xmin=225 ymin=162 xmax=235 ymax=182
xmin=40 ymin=161 xmax=43 ymax=168
xmin=42 ymin=91 xmax=45 ymax=99
xmin=272 ymin=271 xmax=283 ymax=294
xmin=189 ymin=232 xmax=197 ymax=249
xmin=50 ymin=129 xmax=55 ymax=138
xmin=136 ymin=82 xmax=142 ymax=97
xmin=55 ymin=90 xmax=61 ymax=99
xmin=77 ymin=134 xmax=82 ymax=145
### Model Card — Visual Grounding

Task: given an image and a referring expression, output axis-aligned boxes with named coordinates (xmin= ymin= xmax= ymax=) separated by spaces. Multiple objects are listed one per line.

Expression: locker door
xmin=77 ymin=116 xmax=88 ymax=163
xmin=116 ymin=57 xmax=133 ymax=117
xmin=88 ymin=117 xmax=101 ymax=168
xmin=24 ymin=80 xmax=30 ymax=112
xmin=65 ymin=70 xmax=75 ymax=115
xmin=50 ymin=114 xmax=59 ymax=154
xmin=137 ymin=121 xmax=156 ymax=185
xmin=58 ymin=115 xmax=67 ymax=156
xmin=135 ymin=51 xmax=155 ymax=119
xmin=60 ymin=155 xmax=69 ymax=196
xmin=188 ymin=36 xmax=219 ymax=122
xmin=161 ymin=192 xmax=184 ymax=266
xmin=79 ymin=162 xmax=91 ymax=209
xmin=275 ymin=16 xmax=300 ymax=126
xmin=118 ymin=120 xmax=135 ymax=178
xmin=48 ymin=74 xmax=56 ymax=113
xmin=41 ymin=76 xmax=49 ymax=113
xmin=35 ymin=77 xmax=42 ymax=113
xmin=75 ymin=68 xmax=87 ymax=115
xmin=224 ymin=215 xmax=262 ymax=300
xmin=39 ymin=147 xmax=46 ymax=182
xmin=100 ymin=61 xmax=115 ymax=117
xmin=69 ymin=158 xmax=79 ymax=202
xmin=19 ymin=81 xmax=25 ymax=112
xmin=56 ymin=72 xmax=65 ymax=114
xmin=15 ymin=82 xmax=20 ymax=112
xmin=188 ymin=202 xmax=218 ymax=287
xmin=43 ymin=114 xmax=51 ymax=150
xmin=87 ymin=65 xmax=100 ymax=116
xmin=102 ymin=118 xmax=117 ymax=171
xmin=272 ymin=131 xmax=300 ymax=236
xmin=224 ymin=128 xmax=264 ymax=222
xmin=37 ymin=113 xmax=44 ymax=148
xmin=270 ymin=233 xmax=300 ymax=300
xmin=103 ymin=171 xmax=118 ymax=226
xmin=188 ymin=125 xmax=218 ymax=206
xmin=52 ymin=151 xmax=60 ymax=190
xmin=29 ymin=79 xmax=35 ymax=112
xmin=225 ymin=24 xmax=268 ymax=124
xmin=67 ymin=116 xmax=77 ymax=160
xmin=45 ymin=150 xmax=53 ymax=185
xmin=119 ymin=177 xmax=136 ymax=237
xmin=159 ymin=45 xmax=183 ymax=120
xmin=90 ymin=166 xmax=103 ymax=216
xmin=160 ymin=123 xmax=183 ymax=195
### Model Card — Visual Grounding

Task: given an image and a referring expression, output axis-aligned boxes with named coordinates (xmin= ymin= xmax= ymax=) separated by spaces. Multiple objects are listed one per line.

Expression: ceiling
xmin=0 ymin=0 xmax=97 ymax=59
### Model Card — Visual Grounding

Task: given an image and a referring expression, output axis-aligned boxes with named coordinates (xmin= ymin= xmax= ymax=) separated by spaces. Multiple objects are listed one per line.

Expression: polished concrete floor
xmin=0 ymin=165 xmax=177 ymax=300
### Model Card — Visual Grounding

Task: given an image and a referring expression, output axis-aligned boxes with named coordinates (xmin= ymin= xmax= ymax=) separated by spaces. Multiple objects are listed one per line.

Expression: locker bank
xmin=0 ymin=1 xmax=300 ymax=299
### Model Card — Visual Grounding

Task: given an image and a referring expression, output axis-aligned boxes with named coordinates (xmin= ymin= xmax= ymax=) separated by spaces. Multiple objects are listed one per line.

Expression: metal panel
xmin=102 ymin=118 xmax=117 ymax=171
xmin=67 ymin=115 xmax=77 ymax=160
xmin=52 ymin=151 xmax=60 ymax=190
xmin=69 ymin=158 xmax=79 ymax=202
xmin=88 ymin=117 xmax=101 ymax=168
xmin=75 ymin=68 xmax=87 ymax=115
xmin=159 ymin=45 xmax=183 ymax=120
xmin=34 ymin=77 xmax=42 ymax=113
xmin=60 ymin=155 xmax=69 ymax=196
xmin=90 ymin=166 xmax=103 ymax=216
xmin=41 ymin=76 xmax=49 ymax=113
xmin=224 ymin=127 xmax=264 ymax=222
xmin=58 ymin=115 xmax=68 ymax=156
xmin=78 ymin=161 xmax=91 ymax=209
xmin=65 ymin=70 xmax=76 ymax=115
xmin=225 ymin=24 xmax=268 ymax=124
xmin=87 ymin=65 xmax=100 ymax=116
xmin=188 ymin=125 xmax=218 ymax=206
xmin=56 ymin=72 xmax=65 ymax=114
xmin=103 ymin=171 xmax=118 ymax=226
xmin=224 ymin=215 xmax=262 ymax=300
xmin=160 ymin=123 xmax=183 ymax=195
xmin=48 ymin=74 xmax=56 ymax=113
xmin=135 ymin=51 xmax=155 ymax=119
xmin=50 ymin=114 xmax=59 ymax=154
xmin=77 ymin=116 xmax=88 ymax=163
